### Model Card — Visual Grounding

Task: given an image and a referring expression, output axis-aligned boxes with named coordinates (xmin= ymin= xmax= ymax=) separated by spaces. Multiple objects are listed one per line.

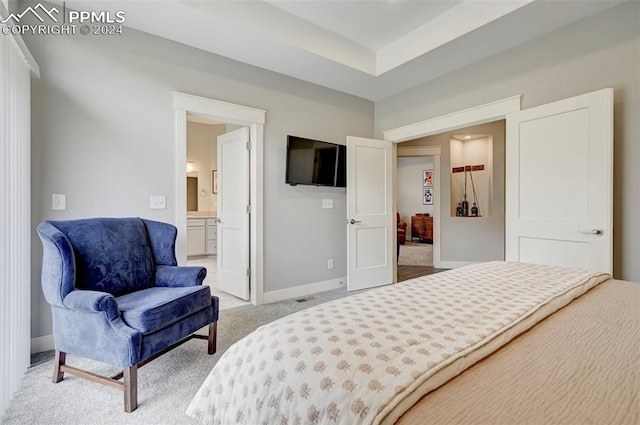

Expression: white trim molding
xmin=437 ymin=261 xmax=479 ymax=269
xmin=173 ymin=92 xmax=265 ymax=126
xmin=263 ymin=278 xmax=345 ymax=304
xmin=383 ymin=95 xmax=521 ymax=143
xmin=30 ymin=335 xmax=54 ymax=354
xmin=173 ymin=92 xmax=266 ymax=305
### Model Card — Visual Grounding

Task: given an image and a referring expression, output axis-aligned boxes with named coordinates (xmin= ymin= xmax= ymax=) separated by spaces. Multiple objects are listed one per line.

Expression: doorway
xmin=184 ymin=118 xmax=250 ymax=309
xmin=173 ymin=92 xmax=266 ymax=305
xmin=384 ymin=99 xmax=520 ymax=270
xmin=393 ymin=120 xmax=505 ymax=275
xmin=395 ymin=147 xmax=444 ymax=282
xmin=346 ymin=98 xmax=519 ymax=291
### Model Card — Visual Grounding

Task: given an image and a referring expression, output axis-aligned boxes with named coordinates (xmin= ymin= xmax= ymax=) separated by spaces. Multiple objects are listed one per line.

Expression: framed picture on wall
xmin=212 ymin=170 xmax=218 ymax=194
xmin=423 ymin=188 xmax=434 ymax=205
xmin=423 ymin=169 xmax=433 ymax=187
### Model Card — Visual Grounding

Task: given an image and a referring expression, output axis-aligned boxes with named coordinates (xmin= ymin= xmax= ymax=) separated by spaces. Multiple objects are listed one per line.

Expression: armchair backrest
xmin=37 ymin=218 xmax=177 ymax=302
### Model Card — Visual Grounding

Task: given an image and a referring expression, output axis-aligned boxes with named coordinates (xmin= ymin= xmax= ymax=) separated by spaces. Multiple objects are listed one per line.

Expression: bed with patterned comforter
xmin=186 ymin=261 xmax=616 ymax=425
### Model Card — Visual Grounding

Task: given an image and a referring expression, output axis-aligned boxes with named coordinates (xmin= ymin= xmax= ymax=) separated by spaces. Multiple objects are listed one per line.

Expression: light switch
xmin=52 ymin=194 xmax=66 ymax=210
xmin=322 ymin=199 xmax=334 ymax=209
xmin=150 ymin=195 xmax=167 ymax=210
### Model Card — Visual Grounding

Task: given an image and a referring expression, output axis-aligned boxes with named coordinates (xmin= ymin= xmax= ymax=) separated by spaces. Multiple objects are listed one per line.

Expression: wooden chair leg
xmin=124 ymin=366 xmax=138 ymax=413
xmin=52 ymin=351 xmax=66 ymax=383
xmin=208 ymin=322 xmax=217 ymax=355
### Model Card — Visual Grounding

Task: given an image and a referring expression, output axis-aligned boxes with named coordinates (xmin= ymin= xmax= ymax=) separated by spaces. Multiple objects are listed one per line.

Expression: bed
xmin=186 ymin=261 xmax=640 ymax=425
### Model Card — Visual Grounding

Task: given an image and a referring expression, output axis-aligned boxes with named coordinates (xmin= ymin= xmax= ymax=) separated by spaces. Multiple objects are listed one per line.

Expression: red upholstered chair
xmin=397 ymin=212 xmax=407 ymax=245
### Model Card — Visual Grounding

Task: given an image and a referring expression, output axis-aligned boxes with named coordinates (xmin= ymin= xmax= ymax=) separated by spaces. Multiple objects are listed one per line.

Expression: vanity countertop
xmin=187 ymin=211 xmax=217 ymax=219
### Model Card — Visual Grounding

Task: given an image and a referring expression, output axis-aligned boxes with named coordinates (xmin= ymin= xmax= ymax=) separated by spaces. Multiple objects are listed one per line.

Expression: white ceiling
xmin=61 ymin=0 xmax=624 ymax=101
xmin=265 ymin=0 xmax=464 ymax=51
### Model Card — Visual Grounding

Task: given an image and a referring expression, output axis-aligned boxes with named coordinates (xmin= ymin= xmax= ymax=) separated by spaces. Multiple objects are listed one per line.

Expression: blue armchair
xmin=37 ymin=217 xmax=219 ymax=412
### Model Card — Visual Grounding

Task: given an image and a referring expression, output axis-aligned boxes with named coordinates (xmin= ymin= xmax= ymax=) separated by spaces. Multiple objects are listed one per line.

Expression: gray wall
xmin=27 ymin=26 xmax=373 ymax=338
xmin=376 ymin=1 xmax=640 ymax=280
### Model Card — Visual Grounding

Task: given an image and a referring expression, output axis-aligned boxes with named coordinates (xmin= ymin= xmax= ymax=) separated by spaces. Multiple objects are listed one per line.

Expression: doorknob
xmin=215 ymin=217 xmax=222 ymax=224
xmin=348 ymin=219 xmax=362 ymax=225
xmin=578 ymin=228 xmax=604 ymax=235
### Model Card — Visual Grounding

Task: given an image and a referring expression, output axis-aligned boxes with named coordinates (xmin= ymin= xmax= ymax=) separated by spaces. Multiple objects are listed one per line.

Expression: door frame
xmin=396 ymin=146 xmax=441 ymax=270
xmin=382 ymin=95 xmax=521 ymax=268
xmin=173 ymin=92 xmax=266 ymax=305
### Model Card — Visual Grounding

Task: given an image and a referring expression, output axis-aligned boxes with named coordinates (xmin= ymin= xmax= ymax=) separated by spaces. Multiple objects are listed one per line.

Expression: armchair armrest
xmin=63 ymin=290 xmax=119 ymax=321
xmin=155 ymin=265 xmax=206 ymax=287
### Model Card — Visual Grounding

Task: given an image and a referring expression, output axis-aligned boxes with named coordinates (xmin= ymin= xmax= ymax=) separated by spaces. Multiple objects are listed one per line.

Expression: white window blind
xmin=0 ymin=24 xmax=33 ymax=417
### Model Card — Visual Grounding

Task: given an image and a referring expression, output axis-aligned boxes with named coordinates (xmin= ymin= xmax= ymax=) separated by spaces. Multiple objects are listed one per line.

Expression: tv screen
xmin=286 ymin=136 xmax=346 ymax=187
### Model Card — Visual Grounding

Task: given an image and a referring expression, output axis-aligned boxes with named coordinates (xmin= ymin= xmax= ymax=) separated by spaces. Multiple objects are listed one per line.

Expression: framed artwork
xmin=423 ymin=169 xmax=433 ymax=187
xmin=423 ymin=188 xmax=433 ymax=205
xmin=212 ymin=170 xmax=218 ymax=194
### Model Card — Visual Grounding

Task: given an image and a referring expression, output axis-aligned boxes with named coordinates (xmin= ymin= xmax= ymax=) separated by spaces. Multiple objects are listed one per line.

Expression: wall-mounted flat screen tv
xmin=285 ymin=135 xmax=346 ymax=187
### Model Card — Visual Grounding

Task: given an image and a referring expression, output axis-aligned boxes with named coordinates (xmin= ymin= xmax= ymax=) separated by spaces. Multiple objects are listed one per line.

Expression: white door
xmin=216 ymin=127 xmax=250 ymax=300
xmin=346 ymin=136 xmax=394 ymax=291
xmin=505 ymin=88 xmax=613 ymax=273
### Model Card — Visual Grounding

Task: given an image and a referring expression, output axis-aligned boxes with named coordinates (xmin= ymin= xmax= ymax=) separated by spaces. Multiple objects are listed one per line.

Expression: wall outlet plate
xmin=322 ymin=199 xmax=334 ymax=209
xmin=52 ymin=194 xmax=66 ymax=210
xmin=150 ymin=195 xmax=167 ymax=210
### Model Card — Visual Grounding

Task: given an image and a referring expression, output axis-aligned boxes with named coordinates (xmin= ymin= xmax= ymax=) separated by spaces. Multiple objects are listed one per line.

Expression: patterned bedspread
xmin=186 ymin=261 xmax=609 ymax=425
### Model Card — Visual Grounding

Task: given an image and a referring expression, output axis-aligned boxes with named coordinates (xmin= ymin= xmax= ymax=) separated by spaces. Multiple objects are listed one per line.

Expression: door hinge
xmin=246 ymin=204 xmax=251 ymax=214
xmin=246 ymin=267 xmax=251 ymax=277
xmin=246 ymin=141 xmax=251 ymax=150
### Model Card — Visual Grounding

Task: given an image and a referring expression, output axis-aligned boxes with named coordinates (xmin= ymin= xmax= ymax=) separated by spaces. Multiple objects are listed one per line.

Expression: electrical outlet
xmin=322 ymin=199 xmax=334 ymax=209
xmin=327 ymin=258 xmax=334 ymax=269
xmin=52 ymin=194 xmax=66 ymax=210
xmin=149 ymin=195 xmax=166 ymax=210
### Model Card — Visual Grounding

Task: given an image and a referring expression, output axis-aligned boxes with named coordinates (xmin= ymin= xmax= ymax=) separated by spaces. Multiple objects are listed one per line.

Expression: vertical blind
xmin=0 ymin=26 xmax=32 ymax=416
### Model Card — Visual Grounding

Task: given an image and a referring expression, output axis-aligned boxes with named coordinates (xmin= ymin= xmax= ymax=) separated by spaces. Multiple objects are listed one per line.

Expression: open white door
xmin=346 ymin=136 xmax=394 ymax=291
xmin=505 ymin=88 xmax=613 ymax=273
xmin=216 ymin=127 xmax=250 ymax=300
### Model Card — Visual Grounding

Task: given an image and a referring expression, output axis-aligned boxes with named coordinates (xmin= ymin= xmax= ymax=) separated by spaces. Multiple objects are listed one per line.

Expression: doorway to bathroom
xmin=174 ymin=92 xmax=266 ymax=306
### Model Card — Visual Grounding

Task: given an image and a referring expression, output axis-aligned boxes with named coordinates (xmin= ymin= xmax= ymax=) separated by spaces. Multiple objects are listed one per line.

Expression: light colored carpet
xmin=1 ymin=288 xmax=354 ymax=425
xmin=398 ymin=242 xmax=433 ymax=267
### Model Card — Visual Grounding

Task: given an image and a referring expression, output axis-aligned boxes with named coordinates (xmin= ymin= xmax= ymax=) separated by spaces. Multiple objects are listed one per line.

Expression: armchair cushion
xmin=50 ymin=218 xmax=154 ymax=296
xmin=116 ymin=286 xmax=212 ymax=334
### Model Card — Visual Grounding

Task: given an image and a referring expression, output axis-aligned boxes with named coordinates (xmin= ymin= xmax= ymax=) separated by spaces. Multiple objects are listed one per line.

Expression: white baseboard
xmin=263 ymin=277 xmax=346 ymax=304
xmin=31 ymin=334 xmax=54 ymax=354
xmin=436 ymin=260 xmax=477 ymax=269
